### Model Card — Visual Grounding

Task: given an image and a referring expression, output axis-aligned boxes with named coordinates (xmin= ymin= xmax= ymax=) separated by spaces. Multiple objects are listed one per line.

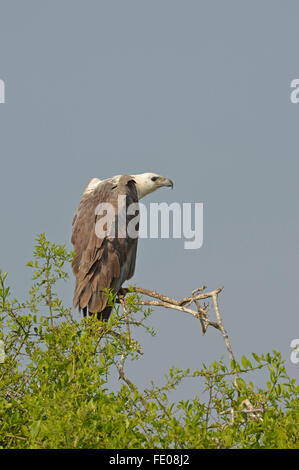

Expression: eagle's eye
xmin=151 ymin=176 xmax=158 ymax=182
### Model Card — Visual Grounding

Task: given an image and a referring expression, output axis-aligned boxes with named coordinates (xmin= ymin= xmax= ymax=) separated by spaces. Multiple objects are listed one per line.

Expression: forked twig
xmin=118 ymin=353 xmax=148 ymax=409
xmin=121 ymin=285 xmax=239 ymax=386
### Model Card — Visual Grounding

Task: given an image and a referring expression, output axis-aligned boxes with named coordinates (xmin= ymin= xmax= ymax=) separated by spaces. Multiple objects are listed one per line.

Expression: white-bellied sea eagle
xmin=71 ymin=173 xmax=173 ymax=320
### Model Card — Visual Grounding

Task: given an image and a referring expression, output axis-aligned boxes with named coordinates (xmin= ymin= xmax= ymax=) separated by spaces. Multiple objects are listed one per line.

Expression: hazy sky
xmin=0 ymin=1 xmax=298 ymax=399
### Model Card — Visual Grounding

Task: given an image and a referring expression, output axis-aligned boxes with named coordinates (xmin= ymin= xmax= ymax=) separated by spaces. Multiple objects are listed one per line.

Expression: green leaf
xmin=241 ymin=355 xmax=252 ymax=369
xmin=30 ymin=420 xmax=41 ymax=439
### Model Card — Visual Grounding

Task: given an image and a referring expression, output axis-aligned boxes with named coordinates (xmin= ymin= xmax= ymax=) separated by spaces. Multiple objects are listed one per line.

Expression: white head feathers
xmin=83 ymin=173 xmax=173 ymax=199
xmin=131 ymin=173 xmax=173 ymax=199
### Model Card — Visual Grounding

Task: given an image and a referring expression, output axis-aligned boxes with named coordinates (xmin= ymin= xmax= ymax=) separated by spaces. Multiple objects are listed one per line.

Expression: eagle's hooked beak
xmin=162 ymin=177 xmax=174 ymax=189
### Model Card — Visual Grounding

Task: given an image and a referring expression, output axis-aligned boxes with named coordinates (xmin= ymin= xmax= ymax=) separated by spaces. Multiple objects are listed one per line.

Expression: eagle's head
xmin=132 ymin=172 xmax=174 ymax=199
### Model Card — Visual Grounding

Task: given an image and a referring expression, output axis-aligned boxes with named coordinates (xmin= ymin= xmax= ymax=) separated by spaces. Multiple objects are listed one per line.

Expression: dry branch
xmin=114 ymin=284 xmax=242 ymax=397
xmin=120 ymin=285 xmax=239 ymax=386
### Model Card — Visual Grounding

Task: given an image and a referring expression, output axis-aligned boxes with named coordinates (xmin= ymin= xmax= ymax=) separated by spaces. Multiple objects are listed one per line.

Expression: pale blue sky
xmin=0 ymin=0 xmax=298 ymax=397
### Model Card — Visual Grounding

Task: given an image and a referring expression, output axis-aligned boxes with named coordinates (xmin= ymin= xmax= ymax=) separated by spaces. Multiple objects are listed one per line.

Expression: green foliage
xmin=0 ymin=234 xmax=298 ymax=448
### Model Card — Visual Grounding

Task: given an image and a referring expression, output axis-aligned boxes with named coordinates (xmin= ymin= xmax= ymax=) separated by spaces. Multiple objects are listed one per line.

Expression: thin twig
xmin=120 ymin=298 xmax=131 ymax=345
xmin=118 ymin=353 xmax=147 ymax=409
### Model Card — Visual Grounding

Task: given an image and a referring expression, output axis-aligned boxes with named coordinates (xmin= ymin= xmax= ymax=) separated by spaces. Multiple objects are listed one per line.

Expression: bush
xmin=0 ymin=234 xmax=298 ymax=448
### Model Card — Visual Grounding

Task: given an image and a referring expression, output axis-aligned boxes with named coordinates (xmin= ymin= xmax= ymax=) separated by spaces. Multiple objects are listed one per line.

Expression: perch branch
xmin=121 ymin=285 xmax=239 ymax=384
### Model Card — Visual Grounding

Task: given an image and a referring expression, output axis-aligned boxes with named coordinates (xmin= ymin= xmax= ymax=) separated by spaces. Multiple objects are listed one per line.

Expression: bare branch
xmin=121 ymin=285 xmax=239 ymax=385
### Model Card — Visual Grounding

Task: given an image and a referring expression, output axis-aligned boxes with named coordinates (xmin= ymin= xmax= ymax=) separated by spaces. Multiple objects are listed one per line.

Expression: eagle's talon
xmin=118 ymin=287 xmax=129 ymax=297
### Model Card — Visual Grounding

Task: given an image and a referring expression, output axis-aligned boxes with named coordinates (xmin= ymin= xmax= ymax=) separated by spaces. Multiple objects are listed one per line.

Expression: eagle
xmin=71 ymin=173 xmax=173 ymax=321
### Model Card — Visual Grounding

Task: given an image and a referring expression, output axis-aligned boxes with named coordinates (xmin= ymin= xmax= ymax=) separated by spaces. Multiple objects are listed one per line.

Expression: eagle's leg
xmin=96 ymin=306 xmax=112 ymax=322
